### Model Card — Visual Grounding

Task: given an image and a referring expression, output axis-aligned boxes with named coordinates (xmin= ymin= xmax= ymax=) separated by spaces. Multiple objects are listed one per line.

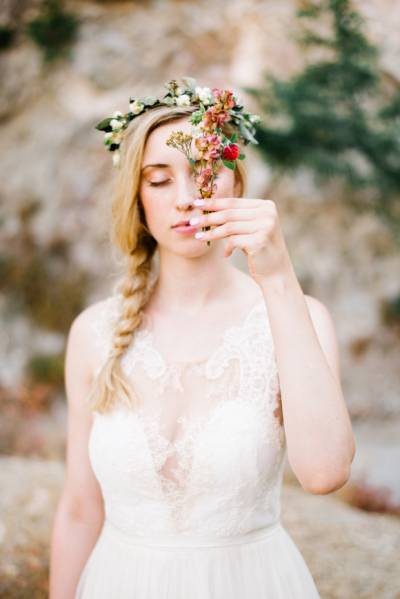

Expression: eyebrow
xmin=141 ymin=163 xmax=170 ymax=172
xmin=141 ymin=158 xmax=202 ymax=172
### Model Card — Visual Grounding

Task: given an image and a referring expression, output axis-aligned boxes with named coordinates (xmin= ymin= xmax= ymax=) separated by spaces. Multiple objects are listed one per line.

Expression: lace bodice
xmin=88 ymin=293 xmax=287 ymax=538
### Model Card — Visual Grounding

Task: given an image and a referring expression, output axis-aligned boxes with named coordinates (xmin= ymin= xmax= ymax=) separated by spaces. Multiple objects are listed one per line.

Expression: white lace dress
xmin=75 ymin=293 xmax=320 ymax=598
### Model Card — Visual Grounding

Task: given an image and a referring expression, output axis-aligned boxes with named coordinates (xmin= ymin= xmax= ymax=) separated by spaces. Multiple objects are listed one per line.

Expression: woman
xmin=49 ymin=83 xmax=355 ymax=598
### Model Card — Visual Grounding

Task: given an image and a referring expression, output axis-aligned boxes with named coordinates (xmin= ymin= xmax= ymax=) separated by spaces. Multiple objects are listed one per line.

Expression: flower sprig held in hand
xmin=165 ymin=83 xmax=260 ymax=246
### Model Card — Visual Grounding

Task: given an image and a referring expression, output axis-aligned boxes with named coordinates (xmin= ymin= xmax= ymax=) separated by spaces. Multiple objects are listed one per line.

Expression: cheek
xmin=215 ymin=170 xmax=236 ymax=195
xmin=139 ymin=188 xmax=168 ymax=231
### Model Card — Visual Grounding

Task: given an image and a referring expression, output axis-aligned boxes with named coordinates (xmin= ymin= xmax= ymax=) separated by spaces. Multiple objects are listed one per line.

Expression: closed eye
xmin=148 ymin=180 xmax=169 ymax=186
xmin=147 ymin=162 xmax=202 ymax=187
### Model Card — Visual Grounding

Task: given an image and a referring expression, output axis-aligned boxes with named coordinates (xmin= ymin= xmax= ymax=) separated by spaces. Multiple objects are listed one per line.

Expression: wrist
xmin=257 ymin=264 xmax=301 ymax=296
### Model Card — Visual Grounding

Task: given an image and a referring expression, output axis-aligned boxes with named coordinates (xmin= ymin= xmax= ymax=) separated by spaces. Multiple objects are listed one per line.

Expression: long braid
xmin=88 ymin=237 xmax=157 ymax=413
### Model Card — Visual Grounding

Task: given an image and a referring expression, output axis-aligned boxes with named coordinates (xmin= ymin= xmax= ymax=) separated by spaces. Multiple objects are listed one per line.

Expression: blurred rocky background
xmin=0 ymin=0 xmax=399 ymax=597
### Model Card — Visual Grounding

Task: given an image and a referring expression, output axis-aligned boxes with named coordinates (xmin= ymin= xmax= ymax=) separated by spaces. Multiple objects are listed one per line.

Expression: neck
xmin=152 ymin=243 xmax=238 ymax=315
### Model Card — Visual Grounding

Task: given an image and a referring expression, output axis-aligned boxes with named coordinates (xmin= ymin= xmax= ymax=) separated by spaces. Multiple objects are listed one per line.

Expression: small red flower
xmin=222 ymin=143 xmax=240 ymax=161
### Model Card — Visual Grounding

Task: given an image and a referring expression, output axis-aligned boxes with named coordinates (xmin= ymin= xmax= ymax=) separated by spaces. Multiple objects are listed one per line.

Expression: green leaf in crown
xmin=222 ymin=159 xmax=236 ymax=170
xmin=142 ymin=96 xmax=158 ymax=107
xmin=95 ymin=117 xmax=113 ymax=132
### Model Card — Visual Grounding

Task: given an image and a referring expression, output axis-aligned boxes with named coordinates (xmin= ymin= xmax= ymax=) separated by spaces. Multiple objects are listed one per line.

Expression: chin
xmin=177 ymin=244 xmax=211 ymax=258
xmin=158 ymin=238 xmax=212 ymax=258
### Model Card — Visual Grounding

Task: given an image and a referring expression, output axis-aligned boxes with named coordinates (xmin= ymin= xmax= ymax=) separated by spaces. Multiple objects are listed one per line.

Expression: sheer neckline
xmin=134 ymin=297 xmax=266 ymax=366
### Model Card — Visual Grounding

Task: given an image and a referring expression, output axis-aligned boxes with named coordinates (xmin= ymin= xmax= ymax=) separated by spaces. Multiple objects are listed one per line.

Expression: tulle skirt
xmin=75 ymin=519 xmax=320 ymax=598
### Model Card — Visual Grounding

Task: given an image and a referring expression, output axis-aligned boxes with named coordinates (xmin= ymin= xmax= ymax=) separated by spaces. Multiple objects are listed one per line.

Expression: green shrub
xmin=0 ymin=25 xmax=17 ymax=50
xmin=26 ymin=0 xmax=79 ymax=63
xmin=380 ymin=294 xmax=400 ymax=329
xmin=25 ymin=353 xmax=65 ymax=387
xmin=246 ymin=0 xmax=400 ymax=243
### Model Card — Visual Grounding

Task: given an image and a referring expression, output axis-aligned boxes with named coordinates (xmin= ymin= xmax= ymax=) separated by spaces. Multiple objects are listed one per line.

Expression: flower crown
xmin=95 ymin=76 xmax=261 ymax=168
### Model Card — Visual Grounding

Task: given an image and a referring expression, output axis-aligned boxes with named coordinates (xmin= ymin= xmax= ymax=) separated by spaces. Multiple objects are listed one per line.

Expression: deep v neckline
xmin=129 ymin=296 xmax=267 ymax=511
xmin=135 ymin=297 xmax=266 ymax=368
xmin=92 ymin=294 xmax=272 ymax=519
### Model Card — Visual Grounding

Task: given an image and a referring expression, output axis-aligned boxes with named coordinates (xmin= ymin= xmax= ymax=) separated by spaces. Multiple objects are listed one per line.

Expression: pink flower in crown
xmin=201 ymin=108 xmax=217 ymax=130
xmin=212 ymin=88 xmax=236 ymax=111
xmin=213 ymin=111 xmax=231 ymax=128
xmin=202 ymin=106 xmax=231 ymax=130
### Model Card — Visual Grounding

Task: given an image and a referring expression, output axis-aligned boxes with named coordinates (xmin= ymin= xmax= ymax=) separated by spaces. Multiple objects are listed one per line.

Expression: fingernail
xmin=194 ymin=199 xmax=206 ymax=206
xmin=189 ymin=217 xmax=201 ymax=225
xmin=194 ymin=231 xmax=205 ymax=239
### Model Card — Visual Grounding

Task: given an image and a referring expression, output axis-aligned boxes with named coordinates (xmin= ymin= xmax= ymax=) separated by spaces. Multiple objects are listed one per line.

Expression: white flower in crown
xmin=104 ymin=132 xmax=114 ymax=141
xmin=130 ymin=99 xmax=145 ymax=115
xmin=175 ymin=86 xmax=184 ymax=96
xmin=176 ymin=94 xmax=191 ymax=106
xmin=112 ymin=110 xmax=123 ymax=118
xmin=112 ymin=150 xmax=121 ymax=166
xmin=191 ymin=123 xmax=204 ymax=138
xmin=112 ymin=131 xmax=123 ymax=144
xmin=195 ymin=86 xmax=213 ymax=105
xmin=249 ymin=114 xmax=261 ymax=124
xmin=110 ymin=118 xmax=124 ymax=131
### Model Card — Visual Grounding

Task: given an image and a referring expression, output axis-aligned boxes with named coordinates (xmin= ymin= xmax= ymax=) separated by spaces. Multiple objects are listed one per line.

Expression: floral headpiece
xmin=95 ymin=77 xmax=261 ymax=244
xmin=95 ymin=77 xmax=260 ymax=167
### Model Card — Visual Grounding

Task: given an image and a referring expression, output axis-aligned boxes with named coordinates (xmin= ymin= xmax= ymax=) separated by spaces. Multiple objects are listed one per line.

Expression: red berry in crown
xmin=222 ymin=143 xmax=240 ymax=161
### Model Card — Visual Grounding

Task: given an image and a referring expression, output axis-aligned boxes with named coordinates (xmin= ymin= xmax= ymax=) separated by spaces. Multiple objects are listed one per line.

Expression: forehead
xmin=143 ymin=117 xmax=195 ymax=157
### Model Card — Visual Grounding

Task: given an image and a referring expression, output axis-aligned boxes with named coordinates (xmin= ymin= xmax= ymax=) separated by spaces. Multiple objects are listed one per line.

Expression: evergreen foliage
xmin=246 ymin=0 xmax=400 ymax=241
xmin=26 ymin=0 xmax=79 ymax=63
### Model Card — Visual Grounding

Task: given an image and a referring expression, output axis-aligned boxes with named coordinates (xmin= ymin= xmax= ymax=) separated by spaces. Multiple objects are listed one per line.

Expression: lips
xmin=172 ymin=220 xmax=191 ymax=228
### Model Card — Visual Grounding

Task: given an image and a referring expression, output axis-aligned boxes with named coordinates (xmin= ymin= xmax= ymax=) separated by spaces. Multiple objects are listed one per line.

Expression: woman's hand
xmin=191 ymin=197 xmax=294 ymax=285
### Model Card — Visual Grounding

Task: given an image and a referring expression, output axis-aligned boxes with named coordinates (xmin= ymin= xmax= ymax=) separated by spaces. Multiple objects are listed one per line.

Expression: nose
xmin=174 ymin=172 xmax=197 ymax=210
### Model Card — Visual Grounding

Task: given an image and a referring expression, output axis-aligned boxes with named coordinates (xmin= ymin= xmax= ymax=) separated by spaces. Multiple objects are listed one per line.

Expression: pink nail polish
xmin=194 ymin=199 xmax=206 ymax=206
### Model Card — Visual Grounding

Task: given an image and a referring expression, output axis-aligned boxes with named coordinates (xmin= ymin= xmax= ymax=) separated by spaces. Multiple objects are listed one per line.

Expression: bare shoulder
xmin=303 ymin=294 xmax=341 ymax=383
xmin=67 ymin=295 xmax=119 ymax=377
xmin=72 ymin=295 xmax=117 ymax=330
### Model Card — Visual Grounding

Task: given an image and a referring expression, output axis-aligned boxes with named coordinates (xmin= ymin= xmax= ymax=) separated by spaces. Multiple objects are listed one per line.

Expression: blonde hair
xmin=88 ymin=104 xmax=247 ymax=413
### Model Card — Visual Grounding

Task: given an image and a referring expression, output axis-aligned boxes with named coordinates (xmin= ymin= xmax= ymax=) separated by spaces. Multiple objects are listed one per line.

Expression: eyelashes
xmin=147 ymin=162 xmax=223 ymax=187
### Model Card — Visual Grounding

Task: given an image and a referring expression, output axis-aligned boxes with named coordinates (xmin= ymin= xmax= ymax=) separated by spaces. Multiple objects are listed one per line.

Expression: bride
xmin=49 ymin=79 xmax=355 ymax=598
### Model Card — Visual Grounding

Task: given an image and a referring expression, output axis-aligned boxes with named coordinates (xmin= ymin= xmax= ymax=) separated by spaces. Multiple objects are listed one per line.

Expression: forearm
xmin=259 ymin=266 xmax=355 ymax=493
xmin=49 ymin=503 xmax=104 ymax=598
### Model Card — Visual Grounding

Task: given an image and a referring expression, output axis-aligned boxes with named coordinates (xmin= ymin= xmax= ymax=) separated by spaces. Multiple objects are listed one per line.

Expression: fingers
xmin=191 ymin=197 xmax=274 ymax=242
xmin=194 ymin=218 xmax=260 ymax=241
xmin=190 ymin=207 xmax=257 ymax=228
xmin=194 ymin=197 xmax=262 ymax=211
xmin=223 ymin=234 xmax=256 ymax=258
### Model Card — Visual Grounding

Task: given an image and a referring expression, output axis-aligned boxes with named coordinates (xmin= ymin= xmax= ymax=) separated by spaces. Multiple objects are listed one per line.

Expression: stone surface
xmin=282 ymin=484 xmax=400 ymax=599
